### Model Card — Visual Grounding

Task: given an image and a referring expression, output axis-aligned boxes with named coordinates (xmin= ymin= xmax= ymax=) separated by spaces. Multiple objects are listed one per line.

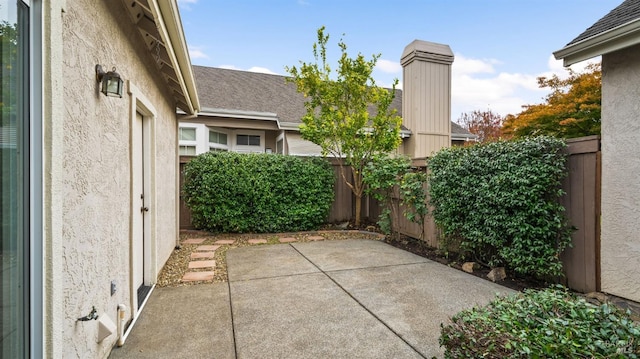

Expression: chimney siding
xmin=401 ymin=40 xmax=454 ymax=159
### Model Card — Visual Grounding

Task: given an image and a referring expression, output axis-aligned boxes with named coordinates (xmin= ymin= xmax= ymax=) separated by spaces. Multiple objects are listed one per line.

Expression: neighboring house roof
xmin=121 ymin=0 xmax=200 ymax=114
xmin=554 ymin=0 xmax=640 ymax=66
xmin=192 ymin=65 xmax=473 ymax=139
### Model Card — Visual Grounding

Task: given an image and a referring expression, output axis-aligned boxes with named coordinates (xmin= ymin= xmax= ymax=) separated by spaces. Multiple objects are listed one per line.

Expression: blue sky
xmin=177 ymin=0 xmax=620 ymax=120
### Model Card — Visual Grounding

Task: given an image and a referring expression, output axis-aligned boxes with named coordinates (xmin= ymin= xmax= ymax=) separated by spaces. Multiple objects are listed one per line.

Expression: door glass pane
xmin=1 ymin=0 xmax=29 ymax=357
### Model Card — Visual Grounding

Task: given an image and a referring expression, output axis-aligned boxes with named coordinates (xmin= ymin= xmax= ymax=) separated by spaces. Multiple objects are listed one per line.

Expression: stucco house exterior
xmin=554 ymin=0 xmax=640 ymax=303
xmin=178 ymin=41 xmax=477 ymax=159
xmin=2 ymin=0 xmax=198 ymax=358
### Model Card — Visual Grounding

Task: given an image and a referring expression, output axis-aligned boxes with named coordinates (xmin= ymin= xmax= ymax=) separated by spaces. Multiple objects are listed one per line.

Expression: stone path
xmin=180 ymin=235 xmax=327 ymax=282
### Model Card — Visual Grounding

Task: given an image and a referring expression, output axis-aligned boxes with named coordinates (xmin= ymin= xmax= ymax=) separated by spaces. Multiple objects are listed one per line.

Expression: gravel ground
xmin=157 ymin=230 xmax=385 ymax=287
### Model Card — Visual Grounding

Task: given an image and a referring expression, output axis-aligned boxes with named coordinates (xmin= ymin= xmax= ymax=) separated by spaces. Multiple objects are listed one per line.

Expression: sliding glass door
xmin=1 ymin=1 xmax=33 ymax=357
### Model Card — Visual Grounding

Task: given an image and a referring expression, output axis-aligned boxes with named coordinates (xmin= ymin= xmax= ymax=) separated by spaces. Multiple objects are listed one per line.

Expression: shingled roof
xmin=192 ymin=65 xmax=474 ymax=139
xmin=193 ymin=65 xmax=403 ymax=125
xmin=567 ymin=0 xmax=640 ymax=46
xmin=554 ymin=0 xmax=640 ymax=66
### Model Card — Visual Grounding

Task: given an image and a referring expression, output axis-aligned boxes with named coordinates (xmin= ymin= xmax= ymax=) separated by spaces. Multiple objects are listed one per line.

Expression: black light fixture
xmin=95 ymin=64 xmax=124 ymax=98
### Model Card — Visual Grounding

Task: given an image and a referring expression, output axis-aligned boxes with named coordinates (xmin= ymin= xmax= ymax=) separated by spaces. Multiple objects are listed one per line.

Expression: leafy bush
xmin=363 ymin=155 xmax=428 ymax=238
xmin=183 ymin=152 xmax=334 ymax=233
xmin=440 ymin=287 xmax=640 ymax=358
xmin=427 ymin=136 xmax=571 ymax=278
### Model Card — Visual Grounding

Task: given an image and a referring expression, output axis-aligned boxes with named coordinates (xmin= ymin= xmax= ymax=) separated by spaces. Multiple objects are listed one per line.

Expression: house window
xmin=236 ymin=134 xmax=260 ymax=146
xmin=179 ymin=127 xmax=196 ymax=141
xmin=179 ymin=145 xmax=196 ymax=155
xmin=209 ymin=131 xmax=227 ymax=145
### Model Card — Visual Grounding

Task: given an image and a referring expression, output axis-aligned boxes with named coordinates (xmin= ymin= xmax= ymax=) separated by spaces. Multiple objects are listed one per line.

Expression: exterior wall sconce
xmin=95 ymin=64 xmax=124 ymax=98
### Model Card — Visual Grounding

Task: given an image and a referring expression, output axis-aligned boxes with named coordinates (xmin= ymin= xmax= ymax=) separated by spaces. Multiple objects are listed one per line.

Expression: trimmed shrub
xmin=183 ymin=152 xmax=334 ymax=233
xmin=427 ymin=136 xmax=571 ymax=278
xmin=440 ymin=287 xmax=640 ymax=358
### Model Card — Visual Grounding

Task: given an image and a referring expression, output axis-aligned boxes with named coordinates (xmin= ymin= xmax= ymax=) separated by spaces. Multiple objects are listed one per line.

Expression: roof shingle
xmin=566 ymin=0 xmax=640 ymax=46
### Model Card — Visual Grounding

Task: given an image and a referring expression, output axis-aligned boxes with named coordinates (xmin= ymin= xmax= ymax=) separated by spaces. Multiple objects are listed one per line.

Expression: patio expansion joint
xmin=320 ymin=260 xmax=432 ymax=275
xmin=288 ymin=245 xmax=429 ymax=359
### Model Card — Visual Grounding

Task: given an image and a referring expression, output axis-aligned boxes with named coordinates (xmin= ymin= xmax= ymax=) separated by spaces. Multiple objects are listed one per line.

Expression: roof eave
xmin=149 ymin=0 xmax=200 ymax=114
xmin=554 ymin=19 xmax=640 ymax=66
xmin=199 ymin=107 xmax=279 ymax=121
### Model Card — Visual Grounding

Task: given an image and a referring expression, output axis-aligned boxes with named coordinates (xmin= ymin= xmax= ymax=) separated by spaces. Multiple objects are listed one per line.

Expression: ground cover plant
xmin=182 ymin=152 xmax=334 ymax=233
xmin=428 ymin=136 xmax=572 ymax=279
xmin=440 ymin=286 xmax=640 ymax=358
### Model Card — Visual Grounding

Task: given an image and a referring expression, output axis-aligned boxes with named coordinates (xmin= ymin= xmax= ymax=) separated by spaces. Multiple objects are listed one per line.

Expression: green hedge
xmin=427 ymin=136 xmax=571 ymax=278
xmin=440 ymin=287 xmax=640 ymax=358
xmin=183 ymin=152 xmax=334 ymax=233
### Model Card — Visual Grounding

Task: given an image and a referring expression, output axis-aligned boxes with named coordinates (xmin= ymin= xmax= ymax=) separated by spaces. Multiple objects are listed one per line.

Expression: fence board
xmin=559 ymin=137 xmax=601 ymax=293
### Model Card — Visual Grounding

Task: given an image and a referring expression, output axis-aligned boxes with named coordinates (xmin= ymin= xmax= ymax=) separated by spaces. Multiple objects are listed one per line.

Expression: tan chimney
xmin=401 ymin=40 xmax=454 ymax=160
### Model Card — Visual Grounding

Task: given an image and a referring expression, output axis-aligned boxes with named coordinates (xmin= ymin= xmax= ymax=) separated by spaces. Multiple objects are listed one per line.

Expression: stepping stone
xmin=182 ymin=238 xmax=206 ymax=244
xmin=181 ymin=271 xmax=215 ymax=282
xmin=196 ymin=245 xmax=221 ymax=251
xmin=307 ymin=236 xmax=324 ymax=241
xmin=191 ymin=252 xmax=215 ymax=259
xmin=279 ymin=237 xmax=297 ymax=243
xmin=188 ymin=260 xmax=216 ymax=269
xmin=214 ymin=239 xmax=236 ymax=245
xmin=248 ymin=239 xmax=267 ymax=244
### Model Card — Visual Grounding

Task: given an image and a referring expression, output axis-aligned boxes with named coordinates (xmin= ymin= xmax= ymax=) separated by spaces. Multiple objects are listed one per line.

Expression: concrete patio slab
xmin=108 ymin=284 xmax=234 ymax=359
xmin=291 ymin=239 xmax=429 ymax=271
xmin=327 ymin=261 xmax=514 ymax=357
xmin=229 ymin=272 xmax=424 ymax=359
xmin=111 ymin=239 xmax=519 ymax=359
xmin=227 ymin=244 xmax=319 ymax=281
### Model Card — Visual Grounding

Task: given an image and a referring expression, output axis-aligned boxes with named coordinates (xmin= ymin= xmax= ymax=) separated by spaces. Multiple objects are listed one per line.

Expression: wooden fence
xmin=386 ymin=136 xmax=602 ymax=293
xmin=559 ymin=136 xmax=601 ymax=293
xmin=179 ymin=136 xmax=601 ymax=293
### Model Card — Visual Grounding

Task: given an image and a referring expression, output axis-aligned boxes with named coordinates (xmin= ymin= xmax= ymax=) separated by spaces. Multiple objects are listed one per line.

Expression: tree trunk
xmin=354 ymin=193 xmax=362 ymax=227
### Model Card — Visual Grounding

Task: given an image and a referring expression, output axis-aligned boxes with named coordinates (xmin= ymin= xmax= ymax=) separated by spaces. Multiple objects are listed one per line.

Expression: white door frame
xmin=128 ymin=82 xmax=157 ymax=316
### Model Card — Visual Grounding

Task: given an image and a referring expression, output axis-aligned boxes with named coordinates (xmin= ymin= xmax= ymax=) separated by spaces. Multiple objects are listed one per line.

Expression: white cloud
xmin=217 ymin=65 xmax=279 ymax=75
xmin=453 ymin=54 xmax=499 ymax=75
xmin=177 ymin=0 xmax=197 ymax=10
xmin=450 ymin=55 xmax=551 ymax=118
xmin=375 ymin=59 xmax=402 ymax=74
xmin=218 ymin=64 xmax=239 ymax=70
xmin=188 ymin=46 xmax=209 ymax=60
xmin=247 ymin=66 xmax=279 ymax=75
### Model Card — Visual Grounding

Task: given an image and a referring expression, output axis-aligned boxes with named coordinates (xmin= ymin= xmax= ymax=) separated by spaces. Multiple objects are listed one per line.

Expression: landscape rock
xmin=462 ymin=262 xmax=477 ymax=273
xmin=487 ymin=267 xmax=506 ymax=282
xmin=337 ymin=221 xmax=350 ymax=229
xmin=585 ymin=291 xmax=608 ymax=303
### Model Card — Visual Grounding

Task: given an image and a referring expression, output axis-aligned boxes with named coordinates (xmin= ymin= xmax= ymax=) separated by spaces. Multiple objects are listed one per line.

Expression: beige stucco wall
xmin=43 ymin=0 xmax=180 ymax=357
xmin=600 ymin=44 xmax=640 ymax=303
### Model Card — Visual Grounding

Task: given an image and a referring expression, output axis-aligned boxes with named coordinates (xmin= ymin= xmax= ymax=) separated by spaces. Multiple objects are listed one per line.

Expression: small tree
xmin=503 ymin=63 xmax=601 ymax=139
xmin=286 ymin=27 xmax=402 ymax=226
xmin=456 ymin=109 xmax=504 ymax=142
